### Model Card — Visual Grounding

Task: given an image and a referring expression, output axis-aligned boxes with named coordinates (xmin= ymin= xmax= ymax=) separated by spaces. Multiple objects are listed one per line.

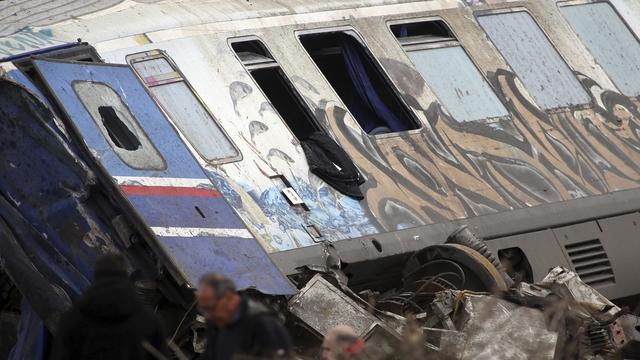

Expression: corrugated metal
xmin=478 ymin=11 xmax=590 ymax=109
xmin=560 ymin=2 xmax=640 ymax=97
xmin=407 ymin=46 xmax=508 ymax=122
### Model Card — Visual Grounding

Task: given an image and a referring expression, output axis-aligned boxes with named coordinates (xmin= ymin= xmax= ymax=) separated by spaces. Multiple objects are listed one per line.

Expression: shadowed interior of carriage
xmin=232 ymin=40 xmax=321 ymax=140
xmin=299 ymin=31 xmax=420 ymax=135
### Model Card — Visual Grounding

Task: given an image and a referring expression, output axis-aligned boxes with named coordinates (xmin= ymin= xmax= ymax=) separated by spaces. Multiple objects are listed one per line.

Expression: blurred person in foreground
xmin=322 ymin=325 xmax=366 ymax=360
xmin=196 ymin=273 xmax=292 ymax=360
xmin=51 ymin=253 xmax=168 ymax=360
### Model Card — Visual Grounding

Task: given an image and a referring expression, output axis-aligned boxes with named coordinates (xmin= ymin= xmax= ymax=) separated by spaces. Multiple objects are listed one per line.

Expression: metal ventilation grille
xmin=565 ymin=239 xmax=615 ymax=286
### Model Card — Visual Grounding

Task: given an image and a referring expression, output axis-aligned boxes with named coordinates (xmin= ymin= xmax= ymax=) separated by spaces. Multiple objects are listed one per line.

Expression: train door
xmin=31 ymin=58 xmax=293 ymax=294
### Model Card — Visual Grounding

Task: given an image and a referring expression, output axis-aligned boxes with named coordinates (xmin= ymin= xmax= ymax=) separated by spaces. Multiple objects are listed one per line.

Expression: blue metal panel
xmin=478 ymin=11 xmax=591 ymax=109
xmin=125 ymin=194 xmax=245 ymax=229
xmin=32 ymin=60 xmax=201 ymax=179
xmin=561 ymin=2 xmax=640 ymax=97
xmin=158 ymin=235 xmax=283 ymax=292
xmin=32 ymin=59 xmax=294 ymax=295
xmin=407 ymin=46 xmax=508 ymax=122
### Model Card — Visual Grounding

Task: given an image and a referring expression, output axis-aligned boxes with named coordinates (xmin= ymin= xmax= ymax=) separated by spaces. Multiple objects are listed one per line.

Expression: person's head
xmin=322 ymin=325 xmax=365 ymax=360
xmin=93 ymin=253 xmax=128 ymax=280
xmin=196 ymin=273 xmax=241 ymax=327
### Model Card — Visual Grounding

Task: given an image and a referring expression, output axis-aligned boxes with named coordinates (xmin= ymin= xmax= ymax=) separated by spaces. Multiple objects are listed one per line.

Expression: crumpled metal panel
xmin=453 ymin=292 xmax=558 ymax=360
xmin=288 ymin=275 xmax=377 ymax=336
xmin=0 ymin=79 xmax=110 ymax=300
xmin=31 ymin=59 xmax=294 ymax=295
xmin=538 ymin=266 xmax=619 ymax=321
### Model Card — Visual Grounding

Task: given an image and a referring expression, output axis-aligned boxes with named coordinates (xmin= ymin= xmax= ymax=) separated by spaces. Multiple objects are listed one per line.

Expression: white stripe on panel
xmin=151 ymin=226 xmax=253 ymax=239
xmin=113 ymin=176 xmax=212 ymax=187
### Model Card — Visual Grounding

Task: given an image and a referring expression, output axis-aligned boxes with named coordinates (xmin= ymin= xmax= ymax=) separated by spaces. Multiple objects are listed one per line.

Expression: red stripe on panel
xmin=120 ymin=185 xmax=222 ymax=198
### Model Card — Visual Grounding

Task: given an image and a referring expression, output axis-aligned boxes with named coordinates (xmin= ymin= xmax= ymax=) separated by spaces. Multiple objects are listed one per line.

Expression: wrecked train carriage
xmin=1 ymin=0 xmax=640 ymax=355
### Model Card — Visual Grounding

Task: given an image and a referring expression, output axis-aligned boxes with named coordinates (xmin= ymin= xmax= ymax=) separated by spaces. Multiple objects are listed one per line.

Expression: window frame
xmin=71 ymin=79 xmax=167 ymax=171
xmin=228 ymin=35 xmax=324 ymax=143
xmin=387 ymin=16 xmax=511 ymax=123
xmin=474 ymin=7 xmax=593 ymax=111
xmin=295 ymin=26 xmax=424 ymax=138
xmin=126 ymin=49 xmax=242 ymax=165
xmin=557 ymin=0 xmax=640 ymax=97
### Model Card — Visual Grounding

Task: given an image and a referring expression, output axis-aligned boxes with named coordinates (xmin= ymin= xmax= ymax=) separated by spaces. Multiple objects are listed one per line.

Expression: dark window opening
xmin=390 ymin=20 xmax=454 ymax=41
xmin=231 ymin=40 xmax=271 ymax=58
xmin=498 ymin=247 xmax=533 ymax=283
xmin=98 ymin=106 xmax=141 ymax=151
xmin=251 ymin=68 xmax=320 ymax=140
xmin=299 ymin=32 xmax=419 ymax=135
xmin=233 ymin=40 xmax=320 ymax=140
xmin=232 ymin=40 xmax=277 ymax=70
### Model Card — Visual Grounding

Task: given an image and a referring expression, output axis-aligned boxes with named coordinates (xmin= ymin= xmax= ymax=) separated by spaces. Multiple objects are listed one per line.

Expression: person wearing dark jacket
xmin=50 ymin=253 xmax=168 ymax=360
xmin=197 ymin=273 xmax=292 ymax=360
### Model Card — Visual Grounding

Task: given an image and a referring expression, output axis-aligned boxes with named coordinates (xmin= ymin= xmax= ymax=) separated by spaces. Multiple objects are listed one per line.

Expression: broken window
xmin=477 ymin=11 xmax=590 ymax=110
xmin=73 ymin=81 xmax=165 ymax=170
xmin=231 ymin=39 xmax=321 ymax=140
xmin=233 ymin=39 xmax=366 ymax=199
xmin=560 ymin=2 xmax=640 ymax=97
xmin=98 ymin=105 xmax=141 ymax=150
xmin=299 ymin=31 xmax=420 ymax=135
xmin=390 ymin=20 xmax=508 ymax=122
xmin=127 ymin=51 xmax=240 ymax=164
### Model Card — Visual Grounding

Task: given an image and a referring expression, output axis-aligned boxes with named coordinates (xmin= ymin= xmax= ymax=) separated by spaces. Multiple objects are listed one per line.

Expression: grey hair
xmin=198 ymin=273 xmax=237 ymax=298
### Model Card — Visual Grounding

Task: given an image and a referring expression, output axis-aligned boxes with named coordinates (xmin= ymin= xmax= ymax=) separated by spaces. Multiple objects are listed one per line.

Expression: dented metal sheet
xmin=435 ymin=291 xmax=558 ymax=360
xmin=31 ymin=59 xmax=294 ymax=295
xmin=288 ymin=275 xmax=377 ymax=336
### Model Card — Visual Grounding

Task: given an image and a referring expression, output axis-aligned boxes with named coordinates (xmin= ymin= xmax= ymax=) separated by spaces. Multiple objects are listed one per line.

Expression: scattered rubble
xmin=287 ymin=227 xmax=640 ymax=359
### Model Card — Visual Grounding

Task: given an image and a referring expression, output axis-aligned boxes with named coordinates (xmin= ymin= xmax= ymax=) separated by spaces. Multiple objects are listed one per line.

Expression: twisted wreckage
xmin=1 ymin=0 xmax=640 ymax=358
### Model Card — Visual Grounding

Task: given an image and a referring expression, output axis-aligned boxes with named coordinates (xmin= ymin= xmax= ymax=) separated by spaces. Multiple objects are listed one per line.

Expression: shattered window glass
xmin=129 ymin=55 xmax=240 ymax=164
xmin=73 ymin=81 xmax=165 ymax=170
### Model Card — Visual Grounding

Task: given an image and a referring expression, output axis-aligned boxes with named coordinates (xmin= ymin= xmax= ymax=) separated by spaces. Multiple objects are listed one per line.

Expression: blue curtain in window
xmin=340 ymin=36 xmax=407 ymax=133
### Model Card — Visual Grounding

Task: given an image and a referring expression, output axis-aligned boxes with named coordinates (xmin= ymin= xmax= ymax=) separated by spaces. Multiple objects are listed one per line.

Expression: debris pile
xmin=288 ymin=227 xmax=640 ymax=359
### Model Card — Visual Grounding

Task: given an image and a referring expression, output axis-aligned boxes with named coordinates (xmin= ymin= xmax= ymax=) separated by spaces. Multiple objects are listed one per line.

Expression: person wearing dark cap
xmin=51 ymin=253 xmax=168 ymax=360
xmin=196 ymin=273 xmax=293 ymax=360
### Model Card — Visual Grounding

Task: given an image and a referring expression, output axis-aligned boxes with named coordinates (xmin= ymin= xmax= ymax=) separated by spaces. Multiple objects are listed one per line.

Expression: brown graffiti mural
xmin=319 ymin=65 xmax=640 ymax=230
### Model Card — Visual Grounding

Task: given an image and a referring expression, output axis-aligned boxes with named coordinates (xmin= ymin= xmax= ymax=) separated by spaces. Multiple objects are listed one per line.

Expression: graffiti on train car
xmin=0 ymin=28 xmax=61 ymax=57
xmin=202 ymin=79 xmax=381 ymax=251
xmin=318 ymin=61 xmax=640 ymax=225
xmin=179 ymin=54 xmax=640 ymax=253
